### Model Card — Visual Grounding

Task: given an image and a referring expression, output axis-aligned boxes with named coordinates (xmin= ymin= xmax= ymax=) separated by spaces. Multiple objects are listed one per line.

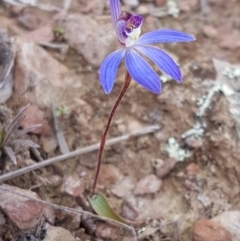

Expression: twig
xmin=63 ymin=0 xmax=72 ymax=12
xmin=39 ymin=42 xmax=69 ymax=50
xmin=2 ymin=0 xmax=62 ymax=11
xmin=30 ymin=147 xmax=44 ymax=162
xmin=52 ymin=105 xmax=70 ymax=154
xmin=200 ymin=0 xmax=210 ymax=16
xmin=0 ymin=125 xmax=160 ymax=183
xmin=0 ymin=185 xmax=137 ymax=241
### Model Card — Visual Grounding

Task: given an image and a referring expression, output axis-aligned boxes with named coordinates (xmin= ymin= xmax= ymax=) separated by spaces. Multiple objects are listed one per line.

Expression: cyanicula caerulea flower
xmin=99 ymin=0 xmax=195 ymax=94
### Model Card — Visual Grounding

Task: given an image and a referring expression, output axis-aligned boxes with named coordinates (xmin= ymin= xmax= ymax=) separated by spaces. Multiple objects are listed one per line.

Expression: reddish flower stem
xmin=92 ymin=72 xmax=132 ymax=194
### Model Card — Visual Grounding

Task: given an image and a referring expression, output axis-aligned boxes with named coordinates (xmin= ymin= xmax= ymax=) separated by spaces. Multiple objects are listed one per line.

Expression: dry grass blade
xmin=52 ymin=105 xmax=69 ymax=154
xmin=13 ymin=124 xmax=42 ymax=139
xmin=2 ymin=105 xmax=29 ymax=146
xmin=0 ymin=105 xmax=40 ymax=164
xmin=4 ymin=146 xmax=16 ymax=164
xmin=0 ymin=124 xmax=160 ymax=182
xmin=12 ymin=139 xmax=40 ymax=148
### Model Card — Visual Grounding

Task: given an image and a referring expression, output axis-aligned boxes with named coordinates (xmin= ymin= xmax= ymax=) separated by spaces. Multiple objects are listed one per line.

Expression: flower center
xmin=117 ymin=12 xmax=143 ymax=47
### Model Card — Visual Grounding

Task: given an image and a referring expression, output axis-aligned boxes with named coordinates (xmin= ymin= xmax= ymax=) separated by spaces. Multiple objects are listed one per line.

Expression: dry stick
xmin=92 ymin=72 xmax=132 ymax=194
xmin=52 ymin=105 xmax=70 ymax=154
xmin=0 ymin=124 xmax=160 ymax=183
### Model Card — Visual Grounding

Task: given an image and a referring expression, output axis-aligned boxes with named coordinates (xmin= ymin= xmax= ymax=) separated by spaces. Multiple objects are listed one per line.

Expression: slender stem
xmin=92 ymin=72 xmax=132 ymax=194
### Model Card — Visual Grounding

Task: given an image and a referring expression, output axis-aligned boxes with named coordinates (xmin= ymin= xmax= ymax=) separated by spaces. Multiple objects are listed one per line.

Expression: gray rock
xmin=63 ymin=14 xmax=117 ymax=67
xmin=0 ymin=184 xmax=54 ymax=231
xmin=61 ymin=176 xmax=85 ymax=197
xmin=13 ymin=38 xmax=83 ymax=107
xmin=212 ymin=211 xmax=240 ymax=241
xmin=134 ymin=174 xmax=162 ymax=195
xmin=43 ymin=226 xmax=75 ymax=241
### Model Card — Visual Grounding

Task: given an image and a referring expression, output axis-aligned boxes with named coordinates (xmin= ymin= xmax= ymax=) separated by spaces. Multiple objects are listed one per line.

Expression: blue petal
xmin=109 ymin=0 xmax=121 ymax=26
xmin=116 ymin=20 xmax=127 ymax=44
xmin=99 ymin=49 xmax=125 ymax=94
xmin=134 ymin=45 xmax=181 ymax=82
xmin=125 ymin=49 xmax=161 ymax=94
xmin=136 ymin=29 xmax=195 ymax=45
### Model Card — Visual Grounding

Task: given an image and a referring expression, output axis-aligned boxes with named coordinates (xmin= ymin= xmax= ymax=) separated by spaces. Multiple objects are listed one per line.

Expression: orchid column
xmin=92 ymin=0 xmax=195 ymax=193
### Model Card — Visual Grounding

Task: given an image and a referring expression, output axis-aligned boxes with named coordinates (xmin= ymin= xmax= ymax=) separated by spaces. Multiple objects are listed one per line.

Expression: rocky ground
xmin=0 ymin=0 xmax=240 ymax=240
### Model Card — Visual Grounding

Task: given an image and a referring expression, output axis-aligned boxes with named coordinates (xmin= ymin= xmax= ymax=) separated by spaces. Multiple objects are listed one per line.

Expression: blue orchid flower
xmin=99 ymin=0 xmax=195 ymax=94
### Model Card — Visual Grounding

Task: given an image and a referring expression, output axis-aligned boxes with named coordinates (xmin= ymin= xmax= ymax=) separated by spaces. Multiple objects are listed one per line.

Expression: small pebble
xmin=192 ymin=219 xmax=232 ymax=241
xmin=155 ymin=0 xmax=166 ymax=6
xmin=203 ymin=25 xmax=218 ymax=38
xmin=186 ymin=163 xmax=199 ymax=176
xmin=134 ymin=174 xmax=162 ymax=195
xmin=95 ymin=223 xmax=118 ymax=240
xmin=212 ymin=211 xmax=240 ymax=241
xmin=156 ymin=158 xmax=177 ymax=178
xmin=61 ymin=176 xmax=85 ymax=197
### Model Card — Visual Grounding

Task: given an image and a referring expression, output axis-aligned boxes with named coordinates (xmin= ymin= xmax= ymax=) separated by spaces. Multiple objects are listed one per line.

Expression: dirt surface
xmin=0 ymin=0 xmax=240 ymax=240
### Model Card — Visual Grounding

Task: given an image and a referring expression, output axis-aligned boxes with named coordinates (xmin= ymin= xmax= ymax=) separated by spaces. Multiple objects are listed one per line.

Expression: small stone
xmin=67 ymin=207 xmax=82 ymax=231
xmin=18 ymin=10 xmax=39 ymax=30
xmin=186 ymin=163 xmax=199 ymax=176
xmin=152 ymin=158 xmax=164 ymax=169
xmin=203 ymin=25 xmax=218 ymax=38
xmin=126 ymin=118 xmax=144 ymax=133
xmin=42 ymin=136 xmax=58 ymax=154
xmin=14 ymin=38 xmax=82 ymax=107
xmin=63 ymin=14 xmax=116 ymax=67
xmin=75 ymin=228 xmax=92 ymax=240
xmin=61 ymin=176 xmax=85 ymax=197
xmin=0 ymin=184 xmax=45 ymax=230
xmin=120 ymin=200 xmax=139 ymax=221
xmin=212 ymin=211 xmax=240 ymax=241
xmin=184 ymin=178 xmax=197 ymax=191
xmin=136 ymin=4 xmax=149 ymax=15
xmin=220 ymin=36 xmax=240 ymax=50
xmin=156 ymin=158 xmax=177 ymax=178
xmin=79 ymin=152 xmax=97 ymax=169
xmin=177 ymin=0 xmax=198 ymax=12
xmin=134 ymin=174 xmax=162 ymax=195
xmin=48 ymin=175 xmax=62 ymax=187
xmin=98 ymin=164 xmax=123 ymax=186
xmin=192 ymin=219 xmax=232 ymax=241
xmin=111 ymin=177 xmax=135 ymax=198
xmin=155 ymin=0 xmax=166 ymax=6
xmin=20 ymin=104 xmax=52 ymax=136
xmin=95 ymin=223 xmax=118 ymax=240
xmin=43 ymin=226 xmax=75 ymax=241
xmin=184 ymin=136 xmax=203 ymax=149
